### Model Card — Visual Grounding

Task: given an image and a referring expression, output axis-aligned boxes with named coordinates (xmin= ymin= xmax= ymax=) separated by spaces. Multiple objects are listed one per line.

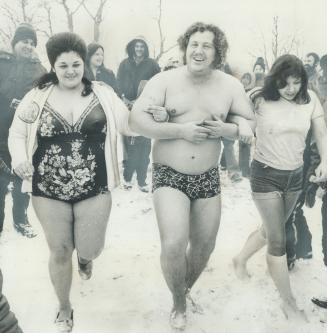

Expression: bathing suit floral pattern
xmin=37 ymin=141 xmax=97 ymax=200
xmin=32 ymin=95 xmax=108 ymax=203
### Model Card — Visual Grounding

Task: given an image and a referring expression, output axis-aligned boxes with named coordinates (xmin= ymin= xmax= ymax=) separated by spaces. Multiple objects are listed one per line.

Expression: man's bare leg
xmin=153 ymin=187 xmax=190 ymax=329
xmin=185 ymin=195 xmax=221 ymax=302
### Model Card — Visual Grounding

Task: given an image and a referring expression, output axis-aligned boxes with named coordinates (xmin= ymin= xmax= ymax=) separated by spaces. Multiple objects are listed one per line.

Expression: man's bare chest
xmin=165 ymin=87 xmax=232 ymax=121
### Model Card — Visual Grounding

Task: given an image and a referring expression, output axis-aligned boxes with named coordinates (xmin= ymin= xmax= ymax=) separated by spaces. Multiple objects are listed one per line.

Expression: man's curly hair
xmin=178 ymin=22 xmax=228 ymax=69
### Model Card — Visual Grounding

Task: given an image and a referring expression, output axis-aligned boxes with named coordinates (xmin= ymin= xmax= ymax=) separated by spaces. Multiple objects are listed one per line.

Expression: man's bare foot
xmin=170 ymin=309 xmax=186 ymax=331
xmin=232 ymin=256 xmax=251 ymax=280
xmin=55 ymin=308 xmax=74 ymax=332
xmin=281 ymin=299 xmax=309 ymax=323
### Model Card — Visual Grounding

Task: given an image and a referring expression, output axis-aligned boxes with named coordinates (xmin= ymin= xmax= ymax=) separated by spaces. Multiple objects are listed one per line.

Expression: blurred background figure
xmin=304 ymin=52 xmax=320 ymax=91
xmin=253 ymin=56 xmax=266 ymax=87
xmin=285 ymin=53 xmax=321 ymax=269
xmin=117 ymin=36 xmax=160 ymax=192
xmin=220 ymin=63 xmax=242 ymax=182
xmin=0 ymin=23 xmax=46 ymax=238
xmin=239 ymin=71 xmax=256 ymax=178
xmin=85 ymin=42 xmax=119 ymax=94
xmin=163 ymin=56 xmax=182 ymax=71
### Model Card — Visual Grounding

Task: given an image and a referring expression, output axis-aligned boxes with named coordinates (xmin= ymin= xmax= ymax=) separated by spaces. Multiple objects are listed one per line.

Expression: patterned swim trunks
xmin=152 ymin=163 xmax=221 ymax=200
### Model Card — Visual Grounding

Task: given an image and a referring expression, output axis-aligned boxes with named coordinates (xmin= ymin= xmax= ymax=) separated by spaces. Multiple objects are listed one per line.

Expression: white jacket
xmin=8 ymin=81 xmax=132 ymax=192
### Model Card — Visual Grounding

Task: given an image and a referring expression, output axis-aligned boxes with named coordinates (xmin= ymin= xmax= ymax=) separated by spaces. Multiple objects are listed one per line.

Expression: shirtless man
xmin=130 ymin=22 xmax=255 ymax=330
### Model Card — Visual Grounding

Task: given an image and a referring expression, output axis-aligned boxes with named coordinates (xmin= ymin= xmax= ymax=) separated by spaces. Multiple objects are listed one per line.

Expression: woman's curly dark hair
xmin=252 ymin=54 xmax=310 ymax=104
xmin=178 ymin=22 xmax=228 ymax=69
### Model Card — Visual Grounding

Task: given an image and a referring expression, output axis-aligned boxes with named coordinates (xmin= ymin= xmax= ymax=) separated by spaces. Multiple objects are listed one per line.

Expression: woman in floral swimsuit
xmin=8 ymin=32 xmax=133 ymax=332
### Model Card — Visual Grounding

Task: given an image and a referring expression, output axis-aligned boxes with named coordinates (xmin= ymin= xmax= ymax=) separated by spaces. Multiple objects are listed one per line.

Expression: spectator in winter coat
xmin=85 ymin=42 xmax=119 ymax=95
xmin=117 ymin=36 xmax=161 ymax=192
xmin=0 ymin=23 xmax=46 ymax=238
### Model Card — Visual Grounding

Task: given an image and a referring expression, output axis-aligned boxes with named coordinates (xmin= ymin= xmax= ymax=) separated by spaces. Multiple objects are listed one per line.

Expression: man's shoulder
xmin=213 ymin=70 xmax=244 ymax=95
xmin=146 ymin=57 xmax=159 ymax=65
xmin=118 ymin=58 xmax=130 ymax=66
xmin=0 ymin=51 xmax=14 ymax=63
xmin=0 ymin=50 xmax=13 ymax=59
xmin=30 ymin=56 xmax=43 ymax=65
xmin=216 ymin=70 xmax=239 ymax=84
xmin=150 ymin=66 xmax=182 ymax=82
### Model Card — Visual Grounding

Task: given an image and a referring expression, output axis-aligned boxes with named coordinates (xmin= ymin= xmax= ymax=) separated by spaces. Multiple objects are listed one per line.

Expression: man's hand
xmin=201 ymin=116 xmax=225 ymax=139
xmin=14 ymin=161 xmax=34 ymax=180
xmin=310 ymin=162 xmax=327 ymax=183
xmin=181 ymin=121 xmax=211 ymax=144
xmin=145 ymin=105 xmax=169 ymax=122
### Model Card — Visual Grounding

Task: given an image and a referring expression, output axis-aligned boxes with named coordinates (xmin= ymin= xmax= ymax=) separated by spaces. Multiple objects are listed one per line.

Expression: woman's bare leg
xmin=32 ymin=196 xmax=74 ymax=321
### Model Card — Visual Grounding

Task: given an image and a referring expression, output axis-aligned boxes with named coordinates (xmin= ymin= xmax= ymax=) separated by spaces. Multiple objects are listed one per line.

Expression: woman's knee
xmin=50 ymin=245 xmax=74 ymax=264
xmin=267 ymin=238 xmax=286 ymax=256
xmin=77 ymin=243 xmax=104 ymax=261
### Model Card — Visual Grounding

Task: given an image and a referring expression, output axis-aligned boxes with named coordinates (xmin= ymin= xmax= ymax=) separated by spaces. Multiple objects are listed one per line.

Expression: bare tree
xmin=83 ymin=0 xmax=108 ymax=42
xmin=248 ymin=16 xmax=302 ymax=71
xmin=39 ymin=1 xmax=55 ymax=37
xmin=153 ymin=0 xmax=177 ymax=62
xmin=0 ymin=0 xmax=38 ymax=46
xmin=271 ymin=16 xmax=279 ymax=61
xmin=56 ymin=0 xmax=85 ymax=32
xmin=0 ymin=2 xmax=19 ymax=46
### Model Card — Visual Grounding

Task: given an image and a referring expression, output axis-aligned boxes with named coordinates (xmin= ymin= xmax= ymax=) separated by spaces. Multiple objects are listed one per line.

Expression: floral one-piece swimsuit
xmin=32 ymin=95 xmax=108 ymax=203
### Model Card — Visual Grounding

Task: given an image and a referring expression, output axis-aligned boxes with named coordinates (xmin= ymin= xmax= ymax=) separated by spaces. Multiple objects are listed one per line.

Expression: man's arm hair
xmin=129 ymin=73 xmax=185 ymax=140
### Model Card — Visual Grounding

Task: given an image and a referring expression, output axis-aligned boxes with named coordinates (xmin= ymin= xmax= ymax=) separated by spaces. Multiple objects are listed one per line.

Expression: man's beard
xmin=304 ymin=64 xmax=316 ymax=78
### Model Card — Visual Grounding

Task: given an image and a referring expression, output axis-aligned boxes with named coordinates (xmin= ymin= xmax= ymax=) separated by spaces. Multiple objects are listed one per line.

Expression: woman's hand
xmin=122 ymin=95 xmax=134 ymax=110
xmin=238 ymin=119 xmax=254 ymax=144
xmin=202 ymin=116 xmax=225 ymax=139
xmin=310 ymin=162 xmax=327 ymax=183
xmin=14 ymin=161 xmax=34 ymax=180
xmin=146 ymin=105 xmax=169 ymax=122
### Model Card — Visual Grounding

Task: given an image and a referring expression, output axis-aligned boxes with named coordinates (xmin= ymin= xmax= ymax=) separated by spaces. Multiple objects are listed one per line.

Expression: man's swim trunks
xmin=152 ymin=163 xmax=221 ymax=200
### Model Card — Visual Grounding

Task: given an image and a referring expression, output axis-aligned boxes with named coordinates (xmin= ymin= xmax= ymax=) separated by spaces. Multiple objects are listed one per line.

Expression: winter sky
xmin=1 ymin=0 xmax=327 ymax=72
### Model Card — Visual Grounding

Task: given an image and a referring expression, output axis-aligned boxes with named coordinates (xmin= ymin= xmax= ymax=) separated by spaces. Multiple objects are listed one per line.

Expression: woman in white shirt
xmin=233 ymin=54 xmax=327 ymax=320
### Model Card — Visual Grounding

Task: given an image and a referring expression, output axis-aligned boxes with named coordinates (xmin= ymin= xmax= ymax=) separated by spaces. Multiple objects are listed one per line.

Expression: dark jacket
xmin=0 ymin=51 xmax=46 ymax=146
xmin=85 ymin=66 xmax=119 ymax=95
xmin=0 ymin=269 xmax=23 ymax=333
xmin=117 ymin=39 xmax=160 ymax=101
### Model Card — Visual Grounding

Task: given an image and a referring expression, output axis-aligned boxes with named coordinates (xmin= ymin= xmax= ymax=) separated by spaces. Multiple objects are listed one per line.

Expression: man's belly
xmin=152 ymin=139 xmax=221 ymax=174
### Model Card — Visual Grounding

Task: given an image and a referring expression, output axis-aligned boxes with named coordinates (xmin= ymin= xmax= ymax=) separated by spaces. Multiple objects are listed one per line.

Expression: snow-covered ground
xmin=0 ymin=171 xmax=326 ymax=333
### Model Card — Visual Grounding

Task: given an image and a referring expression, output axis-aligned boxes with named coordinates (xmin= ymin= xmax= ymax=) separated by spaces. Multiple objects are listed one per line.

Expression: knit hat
xmin=46 ymin=32 xmax=87 ymax=68
xmin=253 ymin=57 xmax=265 ymax=72
xmin=11 ymin=23 xmax=37 ymax=48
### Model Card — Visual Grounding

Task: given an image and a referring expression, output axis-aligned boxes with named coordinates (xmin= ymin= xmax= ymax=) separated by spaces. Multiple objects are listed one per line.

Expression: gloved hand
xmin=305 ymin=183 xmax=318 ymax=208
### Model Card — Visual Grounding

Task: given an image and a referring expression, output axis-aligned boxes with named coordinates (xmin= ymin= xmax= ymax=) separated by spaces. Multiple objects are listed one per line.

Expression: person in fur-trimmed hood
xmin=117 ymin=36 xmax=161 ymax=192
